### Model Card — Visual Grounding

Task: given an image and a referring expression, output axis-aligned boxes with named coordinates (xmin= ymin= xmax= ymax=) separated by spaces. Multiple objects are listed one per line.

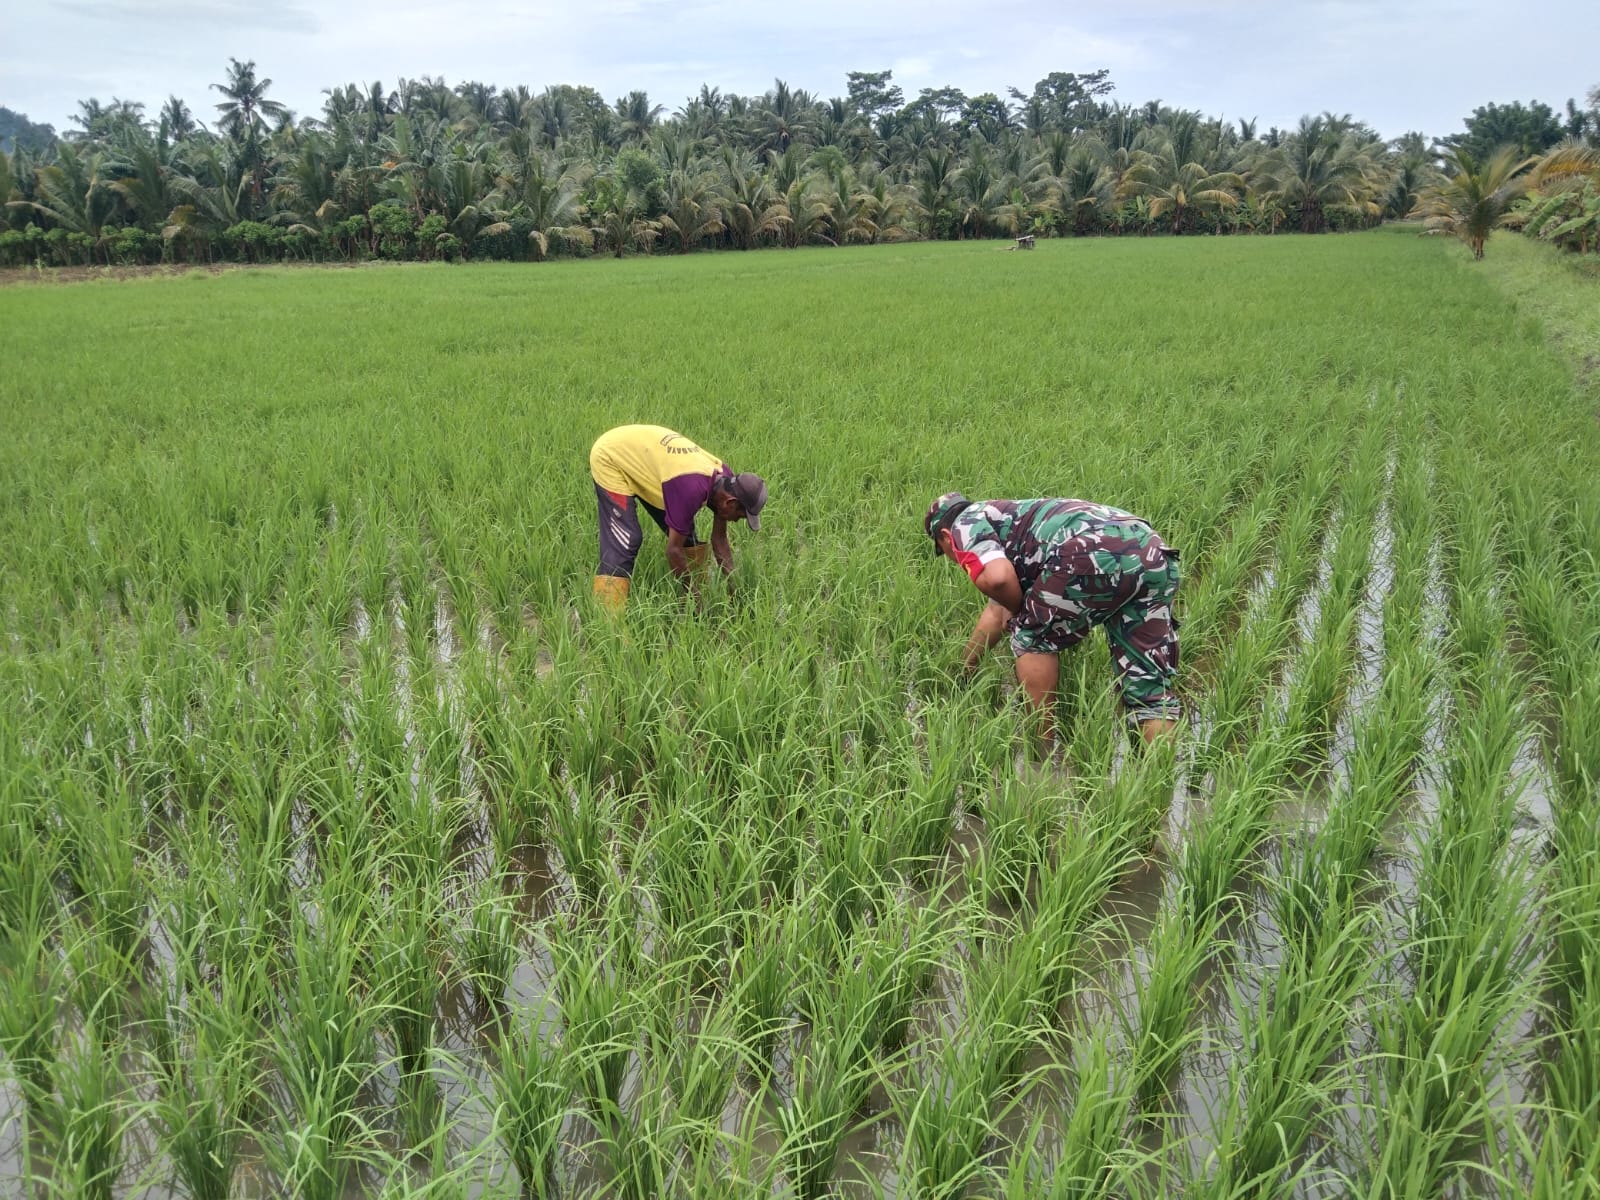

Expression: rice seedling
xmin=143 ymin=971 xmax=258 ymax=1200
xmin=546 ymin=776 xmax=618 ymax=909
xmin=967 ymin=771 xmax=1061 ymax=909
xmin=0 ymin=922 xmax=63 ymax=1125
xmin=640 ymin=986 xmax=745 ymax=1151
xmin=638 ymin=794 xmax=759 ymax=989
xmin=1198 ymin=897 xmax=1378 ymax=1197
xmin=269 ymin=898 xmax=384 ymax=1197
xmin=775 ymin=1030 xmax=875 ymax=1200
xmin=1527 ymin=982 xmax=1600 ymax=1199
xmin=807 ymin=793 xmax=896 ymax=945
xmin=999 ymin=1024 xmax=1143 ymax=1200
xmin=1356 ymin=563 xmax=1544 ymax=1194
xmin=57 ymin=768 xmax=148 ymax=967
xmin=888 ymin=1047 xmax=1005 ymax=1200
xmin=486 ymin=1002 xmax=567 ymax=1200
xmin=39 ymin=1023 xmax=135 ymax=1200
xmin=369 ymin=878 xmax=450 ymax=1147
xmin=1119 ymin=902 xmax=1219 ymax=1115
xmin=548 ymin=893 xmax=643 ymax=1121
xmin=879 ymin=704 xmax=992 ymax=874
xmin=725 ymin=901 xmax=802 ymax=1083
xmin=457 ymin=869 xmax=521 ymax=1012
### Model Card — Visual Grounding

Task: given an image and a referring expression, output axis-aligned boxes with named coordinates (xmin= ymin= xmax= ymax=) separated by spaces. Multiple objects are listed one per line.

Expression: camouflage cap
xmin=924 ymin=492 xmax=972 ymax=555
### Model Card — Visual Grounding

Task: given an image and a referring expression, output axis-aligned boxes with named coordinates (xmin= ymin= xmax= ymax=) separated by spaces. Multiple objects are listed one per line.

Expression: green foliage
xmin=1416 ymin=145 xmax=1534 ymax=258
xmin=8 ymin=70 xmax=1544 ymax=273
xmin=0 ymin=230 xmax=1594 ymax=1194
xmin=1443 ymin=98 xmax=1568 ymax=162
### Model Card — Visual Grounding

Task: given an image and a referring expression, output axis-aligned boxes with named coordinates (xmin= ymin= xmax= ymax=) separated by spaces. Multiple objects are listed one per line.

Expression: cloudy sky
xmin=4 ymin=0 xmax=1596 ymax=142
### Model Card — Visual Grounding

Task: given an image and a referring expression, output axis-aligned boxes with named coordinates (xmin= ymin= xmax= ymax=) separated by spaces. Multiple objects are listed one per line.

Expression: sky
xmin=3 ymin=0 xmax=1596 ymax=143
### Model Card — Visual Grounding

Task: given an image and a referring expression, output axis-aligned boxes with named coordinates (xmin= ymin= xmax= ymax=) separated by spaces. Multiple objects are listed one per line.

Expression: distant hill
xmin=0 ymin=106 xmax=57 ymax=154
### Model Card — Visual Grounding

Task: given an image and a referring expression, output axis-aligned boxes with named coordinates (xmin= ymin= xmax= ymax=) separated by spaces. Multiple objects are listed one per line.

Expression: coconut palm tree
xmin=269 ymin=131 xmax=346 ymax=243
xmin=70 ymin=98 xmax=113 ymax=141
xmin=398 ymin=76 xmax=457 ymax=124
xmin=322 ymin=82 xmax=394 ymax=149
xmin=495 ymin=137 xmax=588 ymax=258
xmin=159 ymin=97 xmax=199 ymax=146
xmin=109 ymin=131 xmax=184 ymax=234
xmin=586 ymin=175 xmax=656 ymax=257
xmin=1384 ymin=132 xmax=1437 ymax=219
xmin=533 ymin=90 xmax=574 ymax=147
xmin=654 ymin=127 xmax=706 ymax=176
xmin=212 ymin=59 xmax=286 ymax=139
xmin=1055 ymin=145 xmax=1114 ymax=235
xmin=805 ymin=144 xmax=850 ymax=185
xmin=615 ymin=92 xmax=665 ymax=144
xmin=1531 ymin=141 xmax=1600 ymax=188
xmin=165 ymin=139 xmax=255 ymax=255
xmin=0 ymin=150 xmax=16 ymax=216
xmin=655 ymin=170 xmax=724 ymax=252
xmin=862 ymin=170 xmax=914 ymax=241
xmin=913 ymin=147 xmax=955 ymax=238
xmin=775 ymin=179 xmax=833 ymax=248
xmin=1262 ymin=115 xmax=1376 ymax=233
xmin=676 ymin=85 xmax=728 ymax=142
xmin=766 ymin=143 xmax=807 ymax=198
xmin=722 ymin=166 xmax=787 ymax=250
xmin=1121 ymin=142 xmax=1244 ymax=234
xmin=813 ymin=98 xmax=866 ymax=158
xmin=13 ymin=142 xmax=120 ymax=258
xmin=379 ymin=113 xmax=466 ymax=216
xmin=1412 ymin=146 xmax=1533 ymax=259
xmin=818 ymin=169 xmax=881 ymax=244
xmin=497 ymin=86 xmax=537 ymax=136
xmin=953 ymin=140 xmax=1007 ymax=238
xmin=212 ymin=59 xmax=288 ymax=202
xmin=1039 ymin=131 xmax=1073 ymax=181
xmin=453 ymin=81 xmax=498 ymax=129
xmin=754 ymin=79 xmax=814 ymax=156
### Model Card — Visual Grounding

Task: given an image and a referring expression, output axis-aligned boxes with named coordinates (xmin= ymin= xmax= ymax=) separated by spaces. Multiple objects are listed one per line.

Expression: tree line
xmin=1 ymin=63 xmax=1597 ymax=268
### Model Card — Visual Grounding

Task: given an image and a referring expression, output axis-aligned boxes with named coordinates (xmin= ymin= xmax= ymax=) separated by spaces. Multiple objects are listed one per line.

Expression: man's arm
xmin=972 ymin=558 xmax=1023 ymax=613
xmin=962 ymin=600 xmax=1011 ymax=673
xmin=666 ymin=528 xmax=692 ymax=581
xmin=710 ymin=514 xmax=733 ymax=574
xmin=960 ymin=559 xmax=1024 ymax=672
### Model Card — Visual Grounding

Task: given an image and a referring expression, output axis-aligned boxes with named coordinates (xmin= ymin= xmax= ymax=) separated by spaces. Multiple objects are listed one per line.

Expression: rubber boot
xmin=685 ymin=543 xmax=711 ymax=579
xmin=593 ymin=574 xmax=629 ymax=615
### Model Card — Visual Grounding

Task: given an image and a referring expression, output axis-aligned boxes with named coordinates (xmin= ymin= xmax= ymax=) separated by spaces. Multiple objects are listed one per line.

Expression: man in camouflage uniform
xmin=924 ymin=492 xmax=1181 ymax=744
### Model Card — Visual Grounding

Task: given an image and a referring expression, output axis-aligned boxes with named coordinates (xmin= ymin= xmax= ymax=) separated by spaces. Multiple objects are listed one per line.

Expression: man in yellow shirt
xmin=589 ymin=425 xmax=768 ymax=612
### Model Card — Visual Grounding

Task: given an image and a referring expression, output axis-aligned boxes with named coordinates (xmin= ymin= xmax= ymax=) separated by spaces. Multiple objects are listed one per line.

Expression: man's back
xmin=590 ymin=425 xmax=724 ymax=511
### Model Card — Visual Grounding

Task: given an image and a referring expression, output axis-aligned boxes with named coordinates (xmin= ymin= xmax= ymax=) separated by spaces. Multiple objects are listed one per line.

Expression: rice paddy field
xmin=3 ymin=229 xmax=1599 ymax=1199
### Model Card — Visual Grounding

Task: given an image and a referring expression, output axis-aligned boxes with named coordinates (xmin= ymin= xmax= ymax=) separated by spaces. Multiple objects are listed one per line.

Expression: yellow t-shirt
xmin=589 ymin=426 xmax=728 ymax=534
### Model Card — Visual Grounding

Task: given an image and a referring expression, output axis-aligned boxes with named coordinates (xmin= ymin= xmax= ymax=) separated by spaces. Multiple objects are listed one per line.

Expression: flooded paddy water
xmin=1 ymin=506 xmax=1570 ymax=1198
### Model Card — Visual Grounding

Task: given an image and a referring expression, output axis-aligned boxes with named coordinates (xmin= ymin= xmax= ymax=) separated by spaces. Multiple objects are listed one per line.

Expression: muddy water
xmin=0 ymin=1083 xmax=25 ymax=1199
xmin=1329 ymin=477 xmax=1393 ymax=785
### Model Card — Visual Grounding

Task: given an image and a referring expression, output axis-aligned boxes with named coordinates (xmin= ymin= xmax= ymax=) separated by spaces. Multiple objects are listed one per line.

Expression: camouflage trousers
xmin=1009 ymin=536 xmax=1181 ymax=723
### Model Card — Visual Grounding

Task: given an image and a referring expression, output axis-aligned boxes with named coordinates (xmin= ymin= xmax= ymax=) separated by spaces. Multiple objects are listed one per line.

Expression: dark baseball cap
xmin=727 ymin=472 xmax=767 ymax=531
xmin=924 ymin=491 xmax=972 ymax=554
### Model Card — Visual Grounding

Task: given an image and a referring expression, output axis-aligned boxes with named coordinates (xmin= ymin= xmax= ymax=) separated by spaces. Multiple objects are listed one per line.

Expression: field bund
xmin=3 ymin=230 xmax=1599 ymax=1198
